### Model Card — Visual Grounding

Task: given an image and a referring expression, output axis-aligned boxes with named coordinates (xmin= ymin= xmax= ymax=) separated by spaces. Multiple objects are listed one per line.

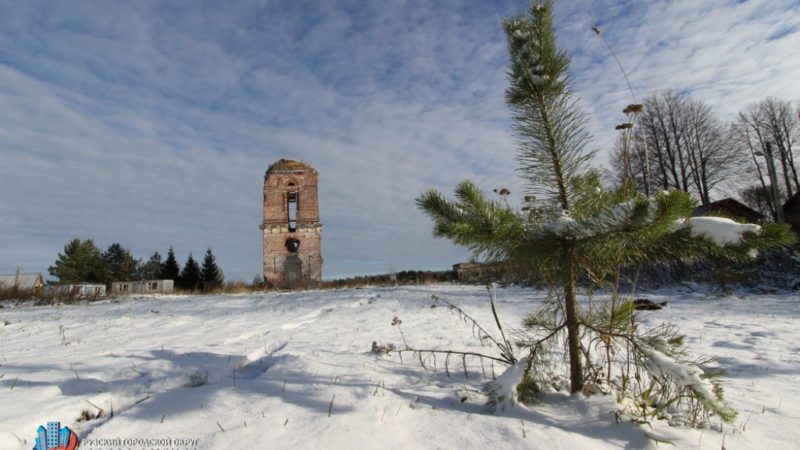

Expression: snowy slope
xmin=1 ymin=285 xmax=798 ymax=449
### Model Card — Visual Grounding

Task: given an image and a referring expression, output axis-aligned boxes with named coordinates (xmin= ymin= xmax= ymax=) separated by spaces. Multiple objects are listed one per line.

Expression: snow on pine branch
xmin=484 ymin=356 xmax=531 ymax=412
xmin=542 ymin=197 xmax=762 ymax=248
xmin=686 ymin=217 xmax=760 ymax=246
xmin=639 ymin=338 xmax=737 ymax=421
xmin=543 ymin=198 xmax=652 ymax=239
xmin=545 ymin=210 xmax=581 ymax=236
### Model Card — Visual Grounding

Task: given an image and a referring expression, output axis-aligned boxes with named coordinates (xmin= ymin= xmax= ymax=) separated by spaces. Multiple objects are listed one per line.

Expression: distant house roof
xmin=452 ymin=262 xmax=483 ymax=271
xmin=0 ymin=273 xmax=44 ymax=290
xmin=692 ymin=198 xmax=764 ymax=223
xmin=783 ymin=192 xmax=800 ymax=214
xmin=266 ymin=159 xmax=317 ymax=175
xmin=782 ymin=192 xmax=800 ymax=231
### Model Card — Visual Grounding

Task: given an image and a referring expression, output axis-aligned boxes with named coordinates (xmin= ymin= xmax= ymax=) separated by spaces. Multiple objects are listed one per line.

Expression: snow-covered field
xmin=1 ymin=285 xmax=798 ymax=449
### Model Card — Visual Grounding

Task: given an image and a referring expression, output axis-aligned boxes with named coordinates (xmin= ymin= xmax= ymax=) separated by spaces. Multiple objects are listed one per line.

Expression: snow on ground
xmin=1 ymin=285 xmax=799 ymax=449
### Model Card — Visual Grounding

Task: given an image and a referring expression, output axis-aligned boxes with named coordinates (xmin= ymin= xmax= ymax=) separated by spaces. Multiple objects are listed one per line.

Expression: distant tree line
xmin=612 ymin=92 xmax=799 ymax=221
xmin=48 ymin=239 xmax=224 ymax=292
xmin=321 ymin=270 xmax=456 ymax=289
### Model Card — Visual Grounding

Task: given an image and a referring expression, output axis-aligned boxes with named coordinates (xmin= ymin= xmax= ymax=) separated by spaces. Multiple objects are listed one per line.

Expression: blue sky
xmin=1 ymin=0 xmax=799 ymax=281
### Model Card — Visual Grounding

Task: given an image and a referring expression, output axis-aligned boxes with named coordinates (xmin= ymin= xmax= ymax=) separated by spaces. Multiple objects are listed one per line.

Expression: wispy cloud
xmin=1 ymin=0 xmax=798 ymax=280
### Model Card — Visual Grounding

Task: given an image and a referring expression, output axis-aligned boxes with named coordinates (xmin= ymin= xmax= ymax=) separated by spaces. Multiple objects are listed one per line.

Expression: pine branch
xmin=417 ymin=182 xmax=523 ymax=261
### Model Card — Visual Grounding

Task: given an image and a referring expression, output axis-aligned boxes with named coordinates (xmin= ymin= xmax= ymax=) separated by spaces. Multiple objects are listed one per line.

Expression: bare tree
xmin=730 ymin=121 xmax=776 ymax=219
xmin=732 ymin=98 xmax=800 ymax=220
xmin=685 ymin=99 xmax=744 ymax=206
xmin=639 ymin=91 xmax=690 ymax=193
xmin=621 ymin=90 xmax=743 ymax=206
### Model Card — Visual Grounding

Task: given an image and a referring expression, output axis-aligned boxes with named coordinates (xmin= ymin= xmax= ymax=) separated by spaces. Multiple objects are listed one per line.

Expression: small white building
xmin=47 ymin=284 xmax=107 ymax=299
xmin=111 ymin=279 xmax=174 ymax=295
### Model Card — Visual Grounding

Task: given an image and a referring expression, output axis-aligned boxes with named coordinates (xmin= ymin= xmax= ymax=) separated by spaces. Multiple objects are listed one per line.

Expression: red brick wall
xmin=261 ymin=162 xmax=323 ymax=287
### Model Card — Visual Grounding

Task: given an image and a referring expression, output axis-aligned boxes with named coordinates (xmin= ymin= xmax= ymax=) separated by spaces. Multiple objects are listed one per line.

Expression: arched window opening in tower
xmin=288 ymin=192 xmax=298 ymax=232
xmin=286 ymin=238 xmax=300 ymax=253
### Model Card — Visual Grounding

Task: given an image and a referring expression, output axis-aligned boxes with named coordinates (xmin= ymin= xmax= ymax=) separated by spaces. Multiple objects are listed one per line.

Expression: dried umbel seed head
xmin=497 ymin=188 xmax=511 ymax=196
xmin=615 ymin=123 xmax=633 ymax=130
xmin=623 ymin=104 xmax=643 ymax=114
xmin=591 ymin=25 xmax=601 ymax=35
xmin=391 ymin=317 xmax=402 ymax=326
xmin=371 ymin=341 xmax=396 ymax=354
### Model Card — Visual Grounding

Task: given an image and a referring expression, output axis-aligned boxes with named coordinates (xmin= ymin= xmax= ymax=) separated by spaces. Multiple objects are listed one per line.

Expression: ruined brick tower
xmin=261 ymin=159 xmax=323 ymax=287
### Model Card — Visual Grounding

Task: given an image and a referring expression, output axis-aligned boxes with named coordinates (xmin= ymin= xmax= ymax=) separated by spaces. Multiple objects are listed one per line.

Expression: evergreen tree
xmin=178 ymin=253 xmax=201 ymax=291
xmin=251 ymin=274 xmax=265 ymax=289
xmin=139 ymin=252 xmax=163 ymax=280
xmin=48 ymin=238 xmax=105 ymax=284
xmin=417 ymin=1 xmax=794 ymax=422
xmin=200 ymin=248 xmax=224 ymax=292
xmin=160 ymin=247 xmax=180 ymax=281
xmin=103 ymin=243 xmax=140 ymax=283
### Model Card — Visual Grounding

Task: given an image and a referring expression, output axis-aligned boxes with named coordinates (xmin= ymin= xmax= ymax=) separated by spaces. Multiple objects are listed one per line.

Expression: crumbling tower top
xmin=266 ymin=159 xmax=319 ymax=175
